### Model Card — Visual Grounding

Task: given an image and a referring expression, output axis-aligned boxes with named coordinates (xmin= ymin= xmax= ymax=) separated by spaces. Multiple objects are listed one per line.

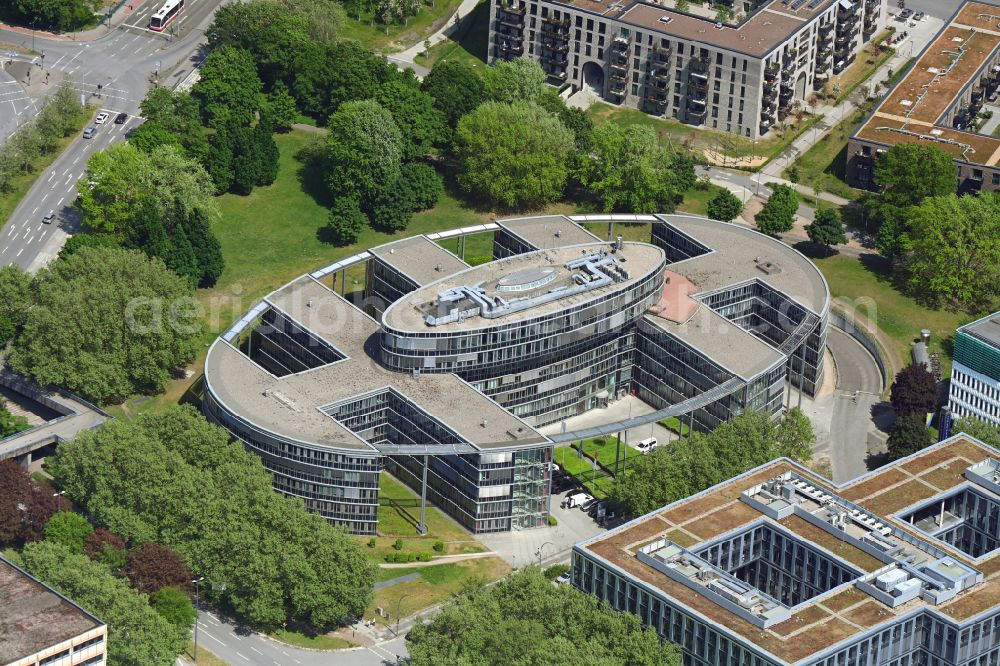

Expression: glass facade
xmin=955 ymin=330 xmax=1000 ymax=384
xmin=899 ymin=487 xmax=1000 ymax=559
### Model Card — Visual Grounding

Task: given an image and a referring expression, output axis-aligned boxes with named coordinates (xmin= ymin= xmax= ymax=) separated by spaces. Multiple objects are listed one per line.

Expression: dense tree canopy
xmin=890 ymin=363 xmax=938 ymax=417
xmin=407 ymin=568 xmax=682 ymax=666
xmin=868 ymin=144 xmax=955 ymax=258
xmin=13 ymin=540 xmax=187 ymax=666
xmin=888 ymin=414 xmax=935 ymax=460
xmin=3 ymin=0 xmax=100 ymax=31
xmin=0 ymin=265 xmax=31 ymax=346
xmin=421 ymin=60 xmax=485 ymax=127
xmin=123 ymin=542 xmax=193 ymax=595
xmin=706 ymin=188 xmax=743 ymax=222
xmin=954 ymin=417 xmax=1000 ymax=448
xmin=0 ymin=459 xmax=57 ymax=547
xmin=375 ymin=80 xmax=450 ymax=159
xmin=48 ymin=406 xmax=377 ymax=630
xmin=139 ymin=89 xmax=209 ymax=160
xmin=43 ymin=512 xmax=93 ymax=554
xmin=291 ymin=41 xmax=397 ymax=120
xmin=901 ymin=193 xmax=1000 ymax=309
xmin=609 ymin=409 xmax=815 ymax=517
xmin=7 ymin=247 xmax=203 ymax=404
xmin=325 ymin=99 xmax=403 ymax=205
xmin=755 ymin=184 xmax=798 ymax=236
xmin=191 ymin=46 xmax=264 ymax=127
xmin=455 ymin=101 xmax=575 ymax=209
xmin=482 ymin=57 xmax=547 ymax=104
xmin=577 ymin=124 xmax=692 ymax=213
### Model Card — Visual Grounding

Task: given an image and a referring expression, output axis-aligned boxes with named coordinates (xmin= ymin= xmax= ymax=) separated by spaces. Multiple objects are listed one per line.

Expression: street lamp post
xmin=53 ymin=490 xmax=66 ymax=511
xmin=395 ymin=592 xmax=410 ymax=636
xmin=535 ymin=541 xmax=554 ymax=568
xmin=192 ymin=577 xmax=204 ymax=661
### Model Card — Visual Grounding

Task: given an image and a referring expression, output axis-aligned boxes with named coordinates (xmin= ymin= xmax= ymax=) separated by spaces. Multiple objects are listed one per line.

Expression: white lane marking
xmin=57 ymin=197 xmax=65 ymax=206
xmin=234 ymin=652 xmax=249 ymax=661
xmin=197 ymin=628 xmax=227 ymax=647
xmin=47 ymin=171 xmax=55 ymax=182
xmin=249 ymin=647 xmax=263 ymax=655
xmin=16 ymin=248 xmax=23 ymax=257
xmin=31 ymin=207 xmax=38 ymax=216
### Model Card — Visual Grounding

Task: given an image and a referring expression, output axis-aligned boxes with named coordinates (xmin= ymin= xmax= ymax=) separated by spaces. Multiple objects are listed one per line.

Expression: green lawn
xmin=366 ymin=473 xmax=487 ymax=559
xmin=659 ymin=416 xmax=690 ymax=437
xmin=436 ymin=230 xmax=495 ymax=265
xmin=415 ymin=0 xmax=489 ymax=70
xmin=586 ymin=102 xmax=820 ymax=166
xmin=824 ymin=31 xmax=894 ymax=104
xmin=269 ymin=630 xmax=356 ymax=650
xmin=785 ymin=102 xmax=873 ymax=200
xmin=368 ymin=556 xmax=510 ymax=624
xmin=341 ymin=0 xmax=466 ymax=53
xmin=678 ymin=184 xmax=731 ymax=217
xmin=812 ymin=252 xmax=966 ymax=375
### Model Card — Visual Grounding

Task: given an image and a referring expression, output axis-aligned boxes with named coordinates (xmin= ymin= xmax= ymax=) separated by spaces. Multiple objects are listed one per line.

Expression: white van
xmin=565 ymin=492 xmax=592 ymax=508
xmin=636 ymin=437 xmax=658 ymax=453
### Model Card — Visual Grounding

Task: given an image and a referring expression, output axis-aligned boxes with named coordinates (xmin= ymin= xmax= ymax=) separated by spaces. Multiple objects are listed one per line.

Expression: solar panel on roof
xmin=808 ymin=0 xmax=823 ymax=8
xmin=791 ymin=0 xmax=807 ymax=9
xmin=781 ymin=0 xmax=791 ymax=5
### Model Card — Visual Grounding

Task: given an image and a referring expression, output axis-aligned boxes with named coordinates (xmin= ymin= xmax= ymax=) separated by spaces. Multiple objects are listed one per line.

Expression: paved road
xmin=827 ymin=327 xmax=884 ymax=483
xmin=194 ymin=611 xmax=408 ymax=666
xmin=0 ymin=68 xmax=38 ymax=143
xmin=0 ymin=0 xmax=223 ymax=270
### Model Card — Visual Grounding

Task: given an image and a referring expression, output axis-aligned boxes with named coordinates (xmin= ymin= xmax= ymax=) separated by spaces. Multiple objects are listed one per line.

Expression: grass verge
xmin=811 ymin=252 xmax=966 ymax=375
xmin=368 ymin=556 xmax=510 ymax=623
xmin=824 ymin=31 xmax=894 ymax=104
xmin=784 ymin=101 xmax=874 ymax=199
xmin=185 ymin=641 xmax=227 ymax=666
xmin=269 ymin=629 xmax=356 ymax=650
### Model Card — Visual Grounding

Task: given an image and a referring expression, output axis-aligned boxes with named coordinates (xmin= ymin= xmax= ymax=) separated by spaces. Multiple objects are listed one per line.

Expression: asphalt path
xmin=0 ymin=0 xmax=224 ymax=270
xmin=827 ymin=327 xmax=884 ymax=483
xmin=194 ymin=611 xmax=408 ymax=666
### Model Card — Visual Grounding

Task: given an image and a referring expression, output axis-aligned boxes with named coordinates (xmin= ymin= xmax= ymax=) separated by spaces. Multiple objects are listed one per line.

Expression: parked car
xmin=913 ymin=11 xmax=924 ymax=20
xmin=636 ymin=436 xmax=658 ymax=453
xmin=95 ymin=112 xmax=110 ymax=125
xmin=899 ymin=8 xmax=913 ymax=20
xmin=556 ymin=571 xmax=571 ymax=585
xmin=82 ymin=126 xmax=96 ymax=139
xmin=580 ymin=497 xmax=599 ymax=511
xmin=114 ymin=112 xmax=128 ymax=124
xmin=564 ymin=492 xmax=592 ymax=509
xmin=42 ymin=211 xmax=55 ymax=224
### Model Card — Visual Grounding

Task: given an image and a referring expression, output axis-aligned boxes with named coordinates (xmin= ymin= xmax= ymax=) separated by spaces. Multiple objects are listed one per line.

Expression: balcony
xmin=541 ymin=52 xmax=568 ymax=65
xmin=645 ymin=94 xmax=668 ymax=108
xmin=542 ymin=40 xmax=569 ymax=54
xmin=650 ymin=71 xmax=671 ymax=88
xmin=652 ymin=46 xmax=672 ymax=63
xmin=496 ymin=43 xmax=524 ymax=57
xmin=651 ymin=66 xmax=671 ymax=81
xmin=546 ymin=68 xmax=568 ymax=82
xmin=688 ymin=78 xmax=707 ymax=94
xmin=690 ymin=55 xmax=710 ymax=74
xmin=610 ymin=63 xmax=628 ymax=80
xmin=611 ymin=50 xmax=629 ymax=66
xmin=818 ymin=21 xmax=834 ymax=35
xmin=686 ymin=106 xmax=707 ymax=123
xmin=763 ymin=85 xmax=778 ymax=101
xmin=497 ymin=4 xmax=525 ymax=27
xmin=612 ymin=35 xmax=629 ymax=49
xmin=764 ymin=63 xmax=780 ymax=81
xmin=540 ymin=16 xmax=570 ymax=39
xmin=609 ymin=77 xmax=626 ymax=93
xmin=761 ymin=97 xmax=776 ymax=112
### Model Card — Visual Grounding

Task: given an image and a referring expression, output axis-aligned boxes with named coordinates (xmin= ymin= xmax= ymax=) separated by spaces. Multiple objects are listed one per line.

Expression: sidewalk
xmin=759 ymin=14 xmax=942 ymax=178
xmin=392 ymin=0 xmax=480 ymax=62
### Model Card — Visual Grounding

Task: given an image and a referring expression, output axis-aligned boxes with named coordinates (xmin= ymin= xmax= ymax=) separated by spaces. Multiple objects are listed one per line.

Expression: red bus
xmin=150 ymin=0 xmax=184 ymax=31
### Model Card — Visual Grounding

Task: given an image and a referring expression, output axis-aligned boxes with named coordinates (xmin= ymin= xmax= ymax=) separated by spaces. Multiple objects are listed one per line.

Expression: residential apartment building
xmin=849 ymin=2 xmax=1000 ymax=193
xmin=572 ymin=434 xmax=1000 ymax=666
xmin=949 ymin=312 xmax=1000 ymax=427
xmin=0 ymin=555 xmax=107 ymax=666
xmin=204 ymin=214 xmax=829 ymax=535
xmin=490 ymin=0 xmax=886 ymax=138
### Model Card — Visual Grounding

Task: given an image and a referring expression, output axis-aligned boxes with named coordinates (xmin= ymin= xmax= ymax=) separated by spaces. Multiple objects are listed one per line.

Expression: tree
xmin=0 ymin=265 xmax=32 ymax=345
xmin=577 ymin=124 xmax=689 ymax=214
xmin=902 ymin=193 xmax=1000 ymax=309
xmin=806 ymin=206 xmax=847 ymax=254
xmin=7 ymin=247 xmax=203 ymax=404
xmin=609 ymin=410 xmax=813 ymax=517
xmin=706 ymin=189 xmax=743 ymax=222
xmin=207 ymin=0 xmax=312 ymax=87
xmin=0 ymin=459 xmax=57 ymax=547
xmin=84 ymin=527 xmax=127 ymax=570
xmin=7 ymin=0 xmax=101 ymax=31
xmin=264 ymin=80 xmax=299 ymax=132
xmin=482 ymin=57 xmax=546 ymax=104
xmin=43 ymin=511 xmax=94 ymax=554
xmin=455 ymin=101 xmax=575 ymax=209
xmin=59 ymin=233 xmax=121 ymax=260
xmin=375 ymin=80 xmax=450 ymax=159
xmin=868 ymin=144 xmax=955 ymax=258
xmin=123 ymin=542 xmax=193 ymax=595
xmin=291 ymin=41 xmax=396 ymax=120
xmin=954 ymin=417 xmax=1000 ymax=448
xmin=325 ymin=100 xmax=403 ymax=206
xmin=181 ymin=207 xmax=225 ymax=288
xmin=887 ymin=414 xmax=934 ymax=460
xmin=128 ymin=122 xmax=184 ymax=155
xmin=139 ymin=89 xmax=209 ymax=160
xmin=401 ymin=162 xmax=443 ymax=211
xmin=326 ymin=197 xmax=369 ymax=245
xmin=407 ymin=568 xmax=682 ymax=666
xmin=421 ymin=60 xmax=485 ymax=127
xmin=371 ymin=178 xmax=415 ymax=231
xmin=151 ymin=586 xmax=197 ymax=630
xmin=755 ymin=183 xmax=797 ymax=236
xmin=48 ymin=406 xmax=377 ymax=630
xmin=191 ymin=45 xmax=264 ymax=127
xmin=14 ymin=540 xmax=188 ymax=666
xmin=890 ymin=363 xmax=938 ymax=417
